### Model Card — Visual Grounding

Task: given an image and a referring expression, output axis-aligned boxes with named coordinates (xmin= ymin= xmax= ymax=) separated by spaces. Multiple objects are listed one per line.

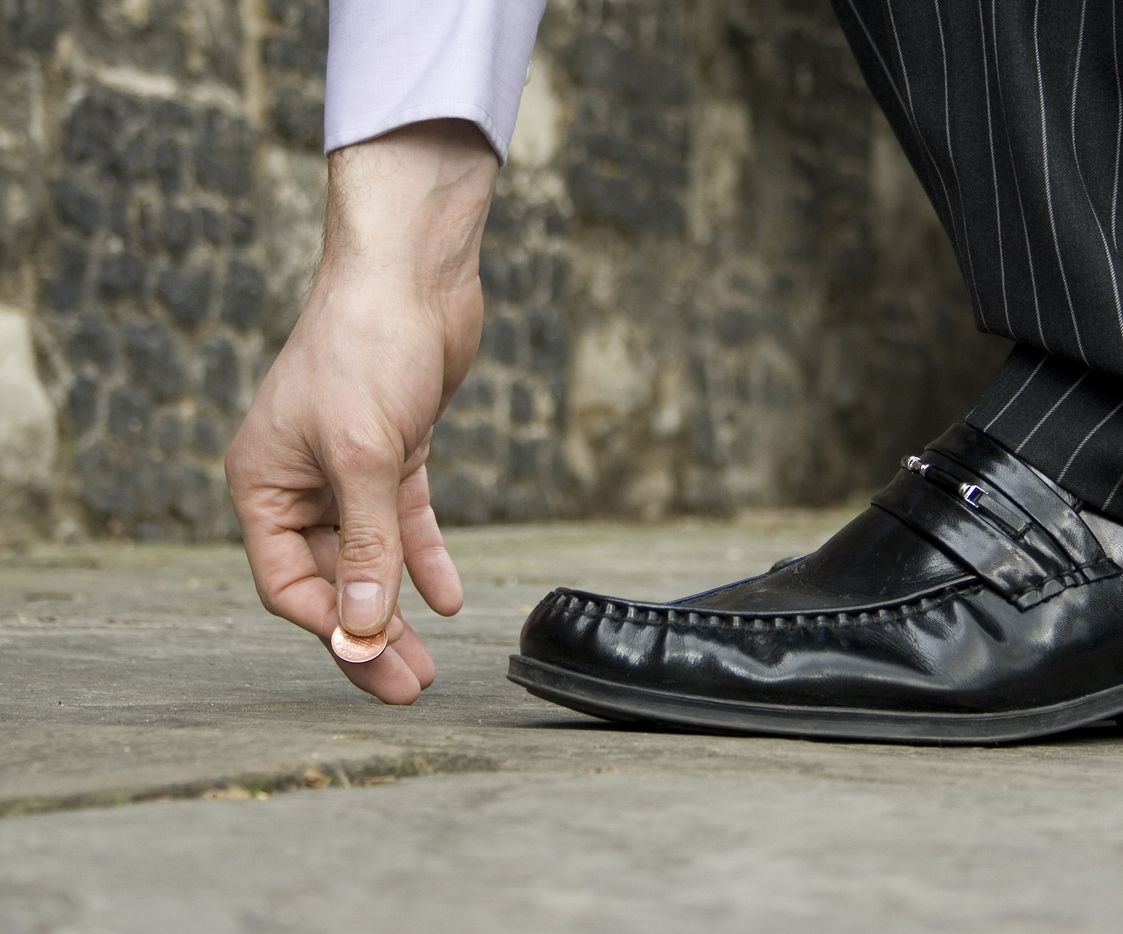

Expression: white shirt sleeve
xmin=324 ymin=1 xmax=547 ymax=164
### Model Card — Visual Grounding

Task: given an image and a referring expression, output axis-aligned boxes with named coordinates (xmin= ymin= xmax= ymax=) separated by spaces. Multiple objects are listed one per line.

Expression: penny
xmin=330 ymin=625 xmax=388 ymax=663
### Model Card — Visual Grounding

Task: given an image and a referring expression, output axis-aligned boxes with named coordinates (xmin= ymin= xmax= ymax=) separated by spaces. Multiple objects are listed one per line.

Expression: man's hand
xmin=225 ymin=120 xmax=497 ymax=703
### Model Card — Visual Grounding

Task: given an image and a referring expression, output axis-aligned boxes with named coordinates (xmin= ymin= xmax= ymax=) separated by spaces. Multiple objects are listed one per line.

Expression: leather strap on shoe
xmin=872 ymin=424 xmax=1119 ymax=609
xmin=928 ymin=424 xmax=1107 ymax=569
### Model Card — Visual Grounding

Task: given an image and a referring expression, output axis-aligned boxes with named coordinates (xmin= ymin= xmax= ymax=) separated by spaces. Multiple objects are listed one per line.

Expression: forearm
xmin=320 ymin=120 xmax=498 ymax=301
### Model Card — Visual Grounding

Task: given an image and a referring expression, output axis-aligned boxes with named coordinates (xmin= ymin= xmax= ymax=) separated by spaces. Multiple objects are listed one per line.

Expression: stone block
xmin=202 ymin=339 xmax=241 ymax=413
xmin=433 ymin=420 xmax=500 ymax=462
xmin=82 ymin=0 xmax=243 ymax=90
xmin=45 ymin=241 xmax=88 ymax=312
xmin=221 ymin=260 xmax=265 ymax=331
xmin=264 ymin=0 xmax=328 ymax=49
xmin=259 ymin=0 xmax=327 ymax=150
xmin=452 ymin=372 xmax=498 ymax=410
xmin=566 ymin=165 xmax=685 ymax=235
xmin=192 ymin=417 xmax=225 ymax=457
xmin=63 ymin=93 xmax=127 ymax=169
xmin=124 ymin=322 xmax=186 ymax=402
xmin=152 ymin=138 xmax=183 ymax=194
xmin=543 ymin=205 xmax=570 ymax=236
xmin=479 ymin=252 xmax=510 ymax=296
xmin=268 ymin=87 xmax=323 ymax=151
xmin=714 ymin=306 xmax=763 ymax=346
xmin=527 ymin=305 xmax=568 ymax=373
xmin=499 ymin=483 xmax=552 ymax=522
xmin=155 ymin=412 xmax=186 ymax=453
xmin=568 ymin=35 xmax=688 ymax=105
xmin=0 ymin=66 xmax=48 ymax=277
xmin=170 ymin=464 xmax=215 ymax=524
xmin=229 ymin=212 xmax=255 ymax=244
xmin=67 ymin=314 xmax=117 ymax=370
xmin=96 ymin=251 xmax=145 ymax=302
xmin=510 ymin=383 xmax=535 ymax=425
xmin=504 ymin=259 xmax=536 ymax=304
xmin=112 ymin=134 xmax=150 ymax=182
xmin=157 ymin=266 xmax=213 ymax=329
xmin=107 ymin=198 xmax=131 ymax=240
xmin=161 ymin=207 xmax=196 ymax=256
xmin=52 ymin=181 xmax=101 ymax=235
xmin=428 ymin=467 xmax=494 ymax=525
xmin=77 ymin=448 xmax=175 ymax=525
xmin=194 ymin=110 xmax=253 ymax=196
xmin=508 ymin=438 xmax=541 ymax=482
xmin=6 ymin=0 xmax=61 ymax=52
xmin=483 ymin=316 xmax=520 ymax=366
xmin=74 ymin=446 xmax=126 ymax=519
xmin=261 ymin=36 xmax=324 ymax=73
xmin=197 ymin=208 xmax=224 ymax=244
xmin=0 ymin=308 xmax=57 ymax=541
xmin=152 ymin=99 xmax=194 ymax=133
xmin=66 ymin=376 xmax=99 ymax=435
xmin=107 ymin=387 xmax=150 ymax=437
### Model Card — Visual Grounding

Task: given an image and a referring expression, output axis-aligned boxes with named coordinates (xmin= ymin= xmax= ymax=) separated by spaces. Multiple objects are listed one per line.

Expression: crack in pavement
xmin=0 ymin=751 xmax=501 ymax=819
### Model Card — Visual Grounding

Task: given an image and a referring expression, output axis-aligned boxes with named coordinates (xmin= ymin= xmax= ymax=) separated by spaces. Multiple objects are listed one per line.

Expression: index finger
xmin=240 ymin=514 xmax=337 ymax=639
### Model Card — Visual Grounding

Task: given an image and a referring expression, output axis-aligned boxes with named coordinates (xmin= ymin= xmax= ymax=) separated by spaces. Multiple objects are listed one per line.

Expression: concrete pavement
xmin=2 ymin=512 xmax=1121 ymax=932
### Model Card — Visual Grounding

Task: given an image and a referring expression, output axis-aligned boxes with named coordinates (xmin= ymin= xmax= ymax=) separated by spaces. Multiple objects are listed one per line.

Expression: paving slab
xmin=1 ymin=512 xmax=1122 ymax=932
xmin=2 ymin=510 xmax=866 ymax=810
xmin=0 ymin=772 xmax=1118 ymax=934
xmin=2 ymin=771 xmax=1121 ymax=934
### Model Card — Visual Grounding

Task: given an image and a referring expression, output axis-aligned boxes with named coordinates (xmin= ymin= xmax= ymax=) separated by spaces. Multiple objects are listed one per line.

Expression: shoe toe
xmin=519 ymin=588 xmax=658 ymax=679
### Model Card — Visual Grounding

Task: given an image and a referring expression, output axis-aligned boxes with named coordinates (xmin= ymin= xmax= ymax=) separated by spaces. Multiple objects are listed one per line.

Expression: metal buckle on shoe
xmin=959 ymin=483 xmax=984 ymax=507
xmin=901 ymin=454 xmax=1029 ymax=536
xmin=903 ymin=455 xmax=987 ymax=507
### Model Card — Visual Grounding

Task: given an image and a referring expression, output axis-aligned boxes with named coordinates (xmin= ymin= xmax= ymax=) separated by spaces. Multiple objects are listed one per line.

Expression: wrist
xmin=322 ymin=120 xmax=498 ymax=290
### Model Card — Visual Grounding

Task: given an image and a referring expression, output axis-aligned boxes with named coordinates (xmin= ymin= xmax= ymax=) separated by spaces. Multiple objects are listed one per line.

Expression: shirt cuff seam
xmin=323 ymin=101 xmax=509 ymax=164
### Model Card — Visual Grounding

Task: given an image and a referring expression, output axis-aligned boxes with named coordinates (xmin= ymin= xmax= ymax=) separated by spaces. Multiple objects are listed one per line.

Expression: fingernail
xmin=340 ymin=581 xmax=385 ymax=636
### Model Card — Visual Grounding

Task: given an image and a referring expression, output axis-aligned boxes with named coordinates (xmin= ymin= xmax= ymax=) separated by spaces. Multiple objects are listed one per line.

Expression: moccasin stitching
xmin=552 ymin=584 xmax=982 ymax=630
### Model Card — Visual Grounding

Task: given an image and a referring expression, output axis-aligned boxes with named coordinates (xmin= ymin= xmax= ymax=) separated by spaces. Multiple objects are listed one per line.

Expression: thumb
xmin=331 ymin=454 xmax=404 ymax=638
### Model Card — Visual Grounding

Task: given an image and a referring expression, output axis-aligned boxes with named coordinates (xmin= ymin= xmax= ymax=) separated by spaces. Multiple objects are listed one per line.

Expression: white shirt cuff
xmin=325 ymin=0 xmax=547 ymax=164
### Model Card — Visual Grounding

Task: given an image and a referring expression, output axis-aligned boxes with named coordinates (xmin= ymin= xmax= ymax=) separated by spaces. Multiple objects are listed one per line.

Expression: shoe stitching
xmin=1009 ymin=557 xmax=1121 ymax=604
xmin=550 ymin=584 xmax=983 ymax=631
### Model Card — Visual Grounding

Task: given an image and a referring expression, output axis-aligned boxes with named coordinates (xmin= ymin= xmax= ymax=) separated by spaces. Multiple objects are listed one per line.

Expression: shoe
xmin=508 ymin=423 xmax=1123 ymax=744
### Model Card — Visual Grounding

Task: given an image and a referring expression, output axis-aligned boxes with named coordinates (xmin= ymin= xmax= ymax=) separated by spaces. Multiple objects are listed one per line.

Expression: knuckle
xmin=256 ymin=584 xmax=281 ymax=618
xmin=399 ymin=492 xmax=434 ymax=523
xmin=223 ymin=434 xmax=258 ymax=494
xmin=338 ymin=527 xmax=396 ymax=568
xmin=223 ymin=443 xmax=245 ymax=484
xmin=409 ymin=541 xmax=448 ymax=568
xmin=397 ymin=468 xmax=432 ymax=512
xmin=400 ymin=507 xmax=439 ymax=551
xmin=328 ymin=427 xmax=399 ymax=475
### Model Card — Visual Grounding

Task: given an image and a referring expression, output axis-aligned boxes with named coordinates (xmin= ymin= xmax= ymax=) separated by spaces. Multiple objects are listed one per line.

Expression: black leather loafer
xmin=508 ymin=423 xmax=1123 ymax=743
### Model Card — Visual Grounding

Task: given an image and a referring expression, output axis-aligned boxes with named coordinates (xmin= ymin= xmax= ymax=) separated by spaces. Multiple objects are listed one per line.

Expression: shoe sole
xmin=507 ymin=655 xmax=1123 ymax=745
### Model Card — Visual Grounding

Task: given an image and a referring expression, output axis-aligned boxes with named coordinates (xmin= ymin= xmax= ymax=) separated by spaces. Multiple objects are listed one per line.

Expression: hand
xmin=225 ymin=120 xmax=498 ymax=703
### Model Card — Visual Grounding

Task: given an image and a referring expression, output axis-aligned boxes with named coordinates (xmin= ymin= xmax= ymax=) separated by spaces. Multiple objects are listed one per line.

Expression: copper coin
xmin=330 ymin=625 xmax=388 ymax=663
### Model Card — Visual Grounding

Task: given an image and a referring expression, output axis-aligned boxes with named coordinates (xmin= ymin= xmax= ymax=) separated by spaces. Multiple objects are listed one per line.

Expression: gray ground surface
xmin=2 ymin=512 xmax=1122 ymax=932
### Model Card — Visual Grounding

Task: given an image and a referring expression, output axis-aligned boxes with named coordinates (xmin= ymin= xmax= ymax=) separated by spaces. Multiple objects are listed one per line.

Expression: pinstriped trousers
xmin=832 ymin=0 xmax=1123 ymax=518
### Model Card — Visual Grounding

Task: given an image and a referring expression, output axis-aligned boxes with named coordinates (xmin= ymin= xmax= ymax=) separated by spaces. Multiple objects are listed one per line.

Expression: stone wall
xmin=0 ymin=0 xmax=1005 ymax=542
